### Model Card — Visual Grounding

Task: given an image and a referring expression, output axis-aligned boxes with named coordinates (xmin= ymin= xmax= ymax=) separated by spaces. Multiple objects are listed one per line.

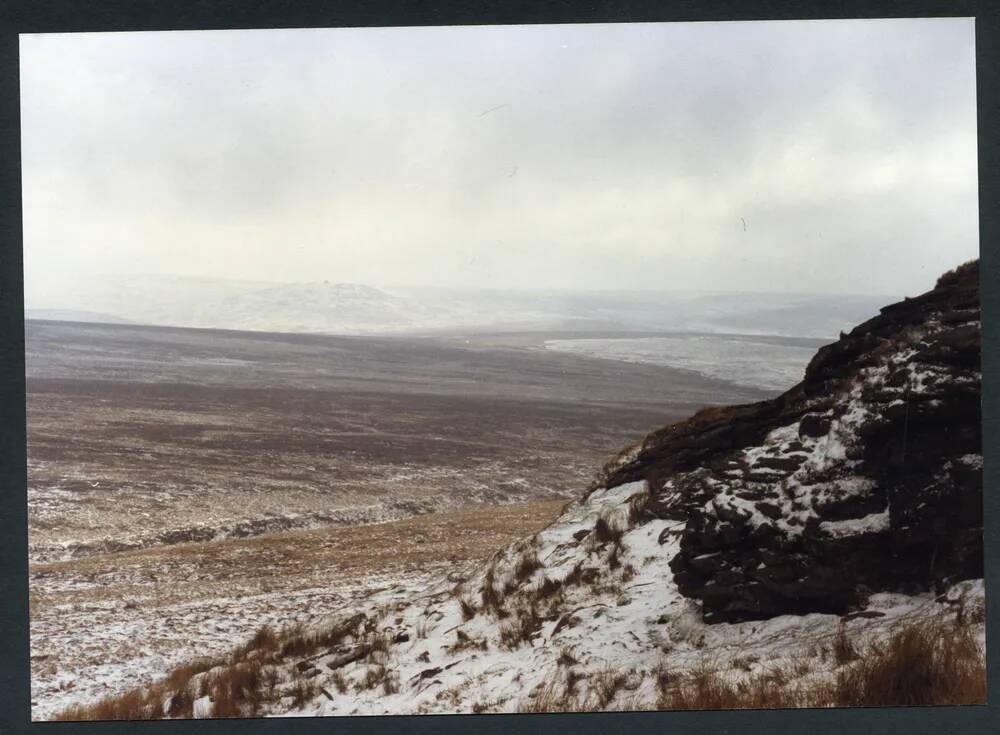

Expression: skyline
xmin=20 ymin=19 xmax=979 ymax=308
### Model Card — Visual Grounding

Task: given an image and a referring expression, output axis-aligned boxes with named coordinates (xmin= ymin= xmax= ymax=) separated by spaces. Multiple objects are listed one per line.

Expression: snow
xmin=35 ymin=292 xmax=985 ymax=718
xmin=820 ymin=508 xmax=890 ymax=538
xmin=959 ymin=454 xmax=983 ymax=470
xmin=133 ymin=473 xmax=980 ymax=718
xmin=192 ymin=696 xmax=213 ymax=718
xmin=40 ymin=455 xmax=985 ymax=718
xmin=544 ymin=335 xmax=817 ymax=393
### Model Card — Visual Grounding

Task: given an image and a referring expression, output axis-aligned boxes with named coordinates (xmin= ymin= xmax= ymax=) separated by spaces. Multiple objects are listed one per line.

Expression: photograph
xmin=20 ymin=17 xmax=983 ymax=720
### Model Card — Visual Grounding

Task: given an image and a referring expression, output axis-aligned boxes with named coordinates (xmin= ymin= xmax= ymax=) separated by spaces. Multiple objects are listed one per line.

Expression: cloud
xmin=19 ymin=18 xmax=978 ymax=305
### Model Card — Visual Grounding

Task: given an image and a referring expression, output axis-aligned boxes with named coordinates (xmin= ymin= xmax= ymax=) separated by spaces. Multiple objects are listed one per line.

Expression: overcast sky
xmin=20 ymin=19 xmax=978 ymax=305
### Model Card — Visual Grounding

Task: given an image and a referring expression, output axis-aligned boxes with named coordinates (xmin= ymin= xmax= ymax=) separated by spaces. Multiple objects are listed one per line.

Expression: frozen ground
xmin=544 ymin=333 xmax=826 ymax=392
xmin=26 ymin=319 xmax=765 ymax=717
xmin=26 ymin=318 xmax=985 ymax=720
xmin=265 ymin=479 xmax=983 ymax=716
xmin=55 ymin=478 xmax=981 ymax=718
xmin=27 ymin=321 xmax=765 ymax=563
xmin=29 ymin=500 xmax=564 ymax=719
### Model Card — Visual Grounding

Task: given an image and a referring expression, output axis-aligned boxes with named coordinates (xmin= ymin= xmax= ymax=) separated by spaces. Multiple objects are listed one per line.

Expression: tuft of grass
xmin=657 ymin=662 xmax=810 ymax=711
xmin=833 ymin=624 xmax=859 ymax=666
xmin=288 ymin=675 xmax=318 ymax=709
xmin=52 ymin=689 xmax=158 ymax=722
xmin=471 ymin=697 xmax=507 ymax=713
xmin=514 ymin=550 xmax=543 ymax=583
xmin=447 ymin=628 xmax=489 ymax=654
xmin=208 ymin=661 xmax=264 ymax=718
xmin=351 ymin=660 xmax=399 ymax=697
xmin=458 ymin=594 xmax=477 ymax=621
xmin=626 ymin=489 xmax=651 ymax=525
xmin=499 ymin=603 xmax=544 ymax=650
xmin=589 ymin=667 xmax=628 ymax=710
xmin=382 ymin=672 xmax=401 ymax=696
xmin=658 ymin=619 xmax=986 ymax=711
xmin=236 ymin=625 xmax=279 ymax=658
xmin=592 ymin=516 xmax=624 ymax=546
xmin=834 ymin=620 xmax=986 ymax=707
xmin=565 ymin=668 xmax=586 ymax=695
xmin=278 ymin=613 xmax=365 ymax=659
xmin=518 ymin=680 xmax=582 ymax=713
xmin=562 ymin=562 xmax=587 ymax=587
xmin=556 ymin=646 xmax=578 ymax=667
xmin=329 ymin=671 xmax=349 ymax=695
xmin=481 ymin=566 xmax=504 ymax=613
xmin=536 ymin=576 xmax=563 ymax=600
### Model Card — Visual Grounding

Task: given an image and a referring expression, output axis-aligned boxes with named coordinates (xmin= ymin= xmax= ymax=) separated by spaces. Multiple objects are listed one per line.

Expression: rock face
xmin=601 ymin=260 xmax=982 ymax=623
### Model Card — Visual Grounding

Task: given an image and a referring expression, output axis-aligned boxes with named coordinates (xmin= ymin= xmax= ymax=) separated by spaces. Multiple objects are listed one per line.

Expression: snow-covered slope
xmin=168 ymin=480 xmax=982 ymax=717
xmin=57 ymin=261 xmax=984 ymax=718
xmin=604 ymin=260 xmax=983 ymax=622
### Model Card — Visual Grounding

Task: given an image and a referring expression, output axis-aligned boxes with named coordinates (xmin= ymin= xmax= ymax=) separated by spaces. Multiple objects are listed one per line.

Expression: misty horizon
xmin=20 ymin=18 xmax=978 ymax=309
xmin=25 ymin=268 xmax=912 ymax=303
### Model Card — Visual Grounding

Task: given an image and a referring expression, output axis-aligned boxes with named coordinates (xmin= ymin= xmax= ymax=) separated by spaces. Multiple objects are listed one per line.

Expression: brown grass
xmin=278 ymin=613 xmax=365 ymax=659
xmin=626 ymin=489 xmax=650 ymax=525
xmin=833 ymin=623 xmax=859 ymax=666
xmin=53 ymin=689 xmax=158 ymax=722
xmin=657 ymin=661 xmax=815 ymax=711
xmin=481 ymin=565 xmax=504 ymax=613
xmin=237 ymin=625 xmax=279 ymax=657
xmin=329 ymin=671 xmax=349 ymax=695
xmin=590 ymin=667 xmax=629 ymax=710
xmin=562 ymin=562 xmax=587 ymax=587
xmin=355 ymin=662 xmax=398 ymax=695
xmin=446 ymin=628 xmax=489 ymax=654
xmin=607 ymin=545 xmax=621 ymax=570
xmin=499 ymin=603 xmax=544 ymax=650
xmin=208 ymin=661 xmax=264 ymax=718
xmin=471 ymin=697 xmax=507 ymax=713
xmin=288 ymin=675 xmax=319 ymax=709
xmin=592 ymin=516 xmax=624 ymax=546
xmin=556 ymin=646 xmax=578 ymax=667
xmin=458 ymin=594 xmax=477 ymax=621
xmin=834 ymin=620 xmax=986 ymax=707
xmin=514 ymin=550 xmax=543 ymax=583
xmin=536 ymin=576 xmax=563 ymax=600
xmin=658 ymin=619 xmax=986 ymax=711
xmin=518 ymin=680 xmax=582 ymax=713
xmin=51 ymin=611 xmax=370 ymax=721
xmin=46 ymin=501 xmax=570 ymax=722
xmin=51 ymin=655 xmax=227 ymax=721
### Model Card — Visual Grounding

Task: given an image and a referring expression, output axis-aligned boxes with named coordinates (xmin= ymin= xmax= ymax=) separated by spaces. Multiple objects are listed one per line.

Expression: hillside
xmin=57 ymin=261 xmax=984 ymax=719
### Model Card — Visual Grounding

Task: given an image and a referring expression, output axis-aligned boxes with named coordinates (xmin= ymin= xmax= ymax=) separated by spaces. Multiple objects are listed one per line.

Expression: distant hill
xmin=25 ymin=309 xmax=133 ymax=325
xmin=27 ymin=274 xmax=893 ymax=340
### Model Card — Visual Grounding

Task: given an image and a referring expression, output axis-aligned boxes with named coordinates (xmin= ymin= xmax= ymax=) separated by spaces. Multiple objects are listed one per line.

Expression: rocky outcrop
xmin=601 ymin=260 xmax=982 ymax=623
